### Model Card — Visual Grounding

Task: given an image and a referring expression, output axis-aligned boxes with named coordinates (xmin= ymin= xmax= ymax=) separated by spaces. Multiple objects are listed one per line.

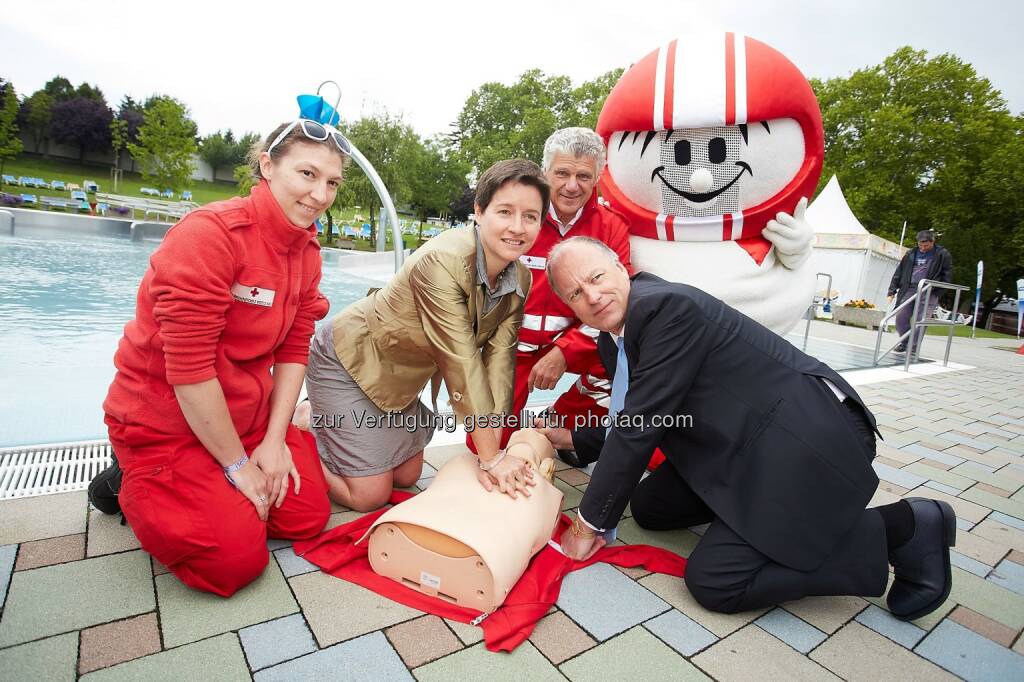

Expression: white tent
xmin=806 ymin=175 xmax=905 ymax=309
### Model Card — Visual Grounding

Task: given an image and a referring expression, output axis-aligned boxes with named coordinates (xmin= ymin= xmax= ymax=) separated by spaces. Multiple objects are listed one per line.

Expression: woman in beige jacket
xmin=302 ymin=159 xmax=548 ymax=511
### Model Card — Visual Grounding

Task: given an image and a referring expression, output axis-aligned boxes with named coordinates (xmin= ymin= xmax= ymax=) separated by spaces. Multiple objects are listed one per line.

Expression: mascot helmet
xmin=597 ymin=32 xmax=823 ymax=246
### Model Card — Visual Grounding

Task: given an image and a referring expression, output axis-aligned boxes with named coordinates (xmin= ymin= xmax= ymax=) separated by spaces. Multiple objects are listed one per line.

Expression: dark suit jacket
xmin=574 ymin=272 xmax=880 ymax=572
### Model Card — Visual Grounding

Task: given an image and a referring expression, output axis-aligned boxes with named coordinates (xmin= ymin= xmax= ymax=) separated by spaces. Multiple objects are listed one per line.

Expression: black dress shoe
xmin=88 ymin=454 xmax=123 ymax=515
xmin=556 ymin=448 xmax=585 ymax=468
xmin=886 ymin=497 xmax=956 ymax=621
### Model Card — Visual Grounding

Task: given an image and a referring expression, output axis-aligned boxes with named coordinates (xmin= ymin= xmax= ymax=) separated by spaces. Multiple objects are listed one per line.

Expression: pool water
xmin=0 ymin=231 xmax=573 ymax=446
xmin=0 ymin=232 xmax=378 ymax=446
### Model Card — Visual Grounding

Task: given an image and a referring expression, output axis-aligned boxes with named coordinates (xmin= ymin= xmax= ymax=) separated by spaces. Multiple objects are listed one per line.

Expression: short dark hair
xmin=246 ymin=121 xmax=351 ymax=181
xmin=916 ymin=229 xmax=935 ymax=242
xmin=474 ymin=159 xmax=550 ymax=216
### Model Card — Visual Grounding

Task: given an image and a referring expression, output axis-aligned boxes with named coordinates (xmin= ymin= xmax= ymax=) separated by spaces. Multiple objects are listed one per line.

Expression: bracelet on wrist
xmin=223 ymin=453 xmax=249 ymax=488
xmin=478 ymin=449 xmax=507 ymax=472
xmin=571 ymin=515 xmax=596 ymax=538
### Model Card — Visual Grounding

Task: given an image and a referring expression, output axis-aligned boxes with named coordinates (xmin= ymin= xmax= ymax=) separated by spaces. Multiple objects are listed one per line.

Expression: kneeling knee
xmin=684 ymin=557 xmax=743 ymax=614
xmin=179 ymin=544 xmax=269 ymax=597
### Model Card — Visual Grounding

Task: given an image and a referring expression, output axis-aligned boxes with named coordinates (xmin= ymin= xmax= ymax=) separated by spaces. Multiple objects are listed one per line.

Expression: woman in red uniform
xmin=90 ymin=115 xmax=348 ymax=596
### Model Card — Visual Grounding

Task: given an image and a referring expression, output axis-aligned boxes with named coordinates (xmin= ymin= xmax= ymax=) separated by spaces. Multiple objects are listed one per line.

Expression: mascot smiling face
xmin=597 ymin=33 xmax=824 ymax=333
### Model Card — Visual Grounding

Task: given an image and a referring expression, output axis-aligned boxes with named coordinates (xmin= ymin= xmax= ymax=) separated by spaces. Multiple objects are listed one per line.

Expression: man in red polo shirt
xmin=469 ymin=127 xmax=631 ymax=459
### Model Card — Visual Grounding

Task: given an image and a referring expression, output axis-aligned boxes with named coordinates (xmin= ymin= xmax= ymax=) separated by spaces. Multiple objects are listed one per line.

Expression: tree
xmin=570 ymin=69 xmax=625 ymax=129
xmin=43 ymin=76 xmax=75 ymax=103
xmin=18 ymin=90 xmax=53 ymax=155
xmin=199 ymin=130 xmax=239 ymax=182
xmin=128 ymin=96 xmax=198 ymax=192
xmin=339 ymin=111 xmax=420 ymax=245
xmin=0 ymin=79 xmax=22 ymax=186
xmin=116 ymin=96 xmax=145 ymax=172
xmin=74 ymin=82 xmax=105 ymax=102
xmin=50 ymin=97 xmax=113 ymax=163
xmin=408 ymin=137 xmax=470 ymax=239
xmin=234 ymin=163 xmax=256 ymax=197
xmin=812 ymin=47 xmax=1023 ymax=324
xmin=448 ymin=184 xmax=475 ymax=223
xmin=453 ymin=68 xmax=624 ymax=173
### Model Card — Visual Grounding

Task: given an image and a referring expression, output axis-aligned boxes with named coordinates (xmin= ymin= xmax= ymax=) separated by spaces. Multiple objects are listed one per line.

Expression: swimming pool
xmin=0 ymin=230 xmax=577 ymax=446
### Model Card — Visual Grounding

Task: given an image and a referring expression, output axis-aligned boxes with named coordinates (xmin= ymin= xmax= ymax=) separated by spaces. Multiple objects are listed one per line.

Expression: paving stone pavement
xmin=0 ymin=322 xmax=1021 ymax=679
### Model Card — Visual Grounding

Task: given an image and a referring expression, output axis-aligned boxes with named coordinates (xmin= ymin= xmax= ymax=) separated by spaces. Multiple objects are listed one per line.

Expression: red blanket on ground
xmin=293 ymin=490 xmax=687 ymax=652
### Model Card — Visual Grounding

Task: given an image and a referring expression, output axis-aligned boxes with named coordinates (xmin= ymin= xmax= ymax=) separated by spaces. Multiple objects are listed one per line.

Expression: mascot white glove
xmin=763 ymin=196 xmax=813 ymax=270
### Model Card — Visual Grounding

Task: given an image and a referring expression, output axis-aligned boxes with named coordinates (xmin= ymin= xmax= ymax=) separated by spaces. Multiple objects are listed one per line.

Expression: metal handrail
xmin=344 ymin=143 xmax=405 ymax=272
xmin=873 ymin=278 xmax=970 ymax=369
xmin=803 ymin=272 xmax=833 ymax=351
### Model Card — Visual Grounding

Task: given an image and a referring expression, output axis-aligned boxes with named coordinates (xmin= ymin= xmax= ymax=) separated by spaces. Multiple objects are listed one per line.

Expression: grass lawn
xmin=925 ymin=325 xmax=1015 ymax=339
xmin=1 ymin=156 xmax=439 ymax=237
xmin=0 ymin=155 xmax=237 ymax=205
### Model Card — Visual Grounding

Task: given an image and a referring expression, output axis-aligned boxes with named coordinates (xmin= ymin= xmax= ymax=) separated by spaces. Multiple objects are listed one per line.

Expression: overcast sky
xmin=3 ymin=0 xmax=1021 ymax=140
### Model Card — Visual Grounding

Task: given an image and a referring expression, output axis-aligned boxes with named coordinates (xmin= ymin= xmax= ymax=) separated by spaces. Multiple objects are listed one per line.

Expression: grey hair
xmin=542 ymin=127 xmax=607 ymax=175
xmin=916 ymin=229 xmax=936 ymax=242
xmin=546 ymin=236 xmax=621 ymax=300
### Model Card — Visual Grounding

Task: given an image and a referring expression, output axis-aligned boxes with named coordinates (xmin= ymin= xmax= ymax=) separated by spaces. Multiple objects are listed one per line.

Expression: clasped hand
xmin=476 ymin=453 xmax=536 ymax=499
xmin=251 ymin=439 xmax=301 ymax=510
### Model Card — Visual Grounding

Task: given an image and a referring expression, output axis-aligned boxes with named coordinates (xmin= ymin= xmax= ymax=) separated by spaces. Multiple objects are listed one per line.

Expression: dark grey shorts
xmin=305 ymin=324 xmax=433 ymax=477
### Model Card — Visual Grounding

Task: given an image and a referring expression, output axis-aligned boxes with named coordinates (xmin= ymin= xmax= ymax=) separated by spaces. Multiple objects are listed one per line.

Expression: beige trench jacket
xmin=331 ymin=227 xmax=531 ymax=421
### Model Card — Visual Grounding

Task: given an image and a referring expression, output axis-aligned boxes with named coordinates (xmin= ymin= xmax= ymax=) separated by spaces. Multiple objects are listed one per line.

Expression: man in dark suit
xmin=536 ymin=236 xmax=956 ymax=621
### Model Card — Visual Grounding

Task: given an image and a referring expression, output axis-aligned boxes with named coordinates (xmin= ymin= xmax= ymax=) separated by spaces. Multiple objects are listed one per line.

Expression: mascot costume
xmin=596 ymin=32 xmax=823 ymax=333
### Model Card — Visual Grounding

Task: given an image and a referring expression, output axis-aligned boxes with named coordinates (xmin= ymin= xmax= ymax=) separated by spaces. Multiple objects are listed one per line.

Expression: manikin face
xmin=606 ymin=117 xmax=805 ymax=218
xmin=259 ymin=141 xmax=343 ymax=227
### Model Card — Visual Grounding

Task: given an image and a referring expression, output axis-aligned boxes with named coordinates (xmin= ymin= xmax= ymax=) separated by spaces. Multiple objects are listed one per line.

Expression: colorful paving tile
xmin=156 ymin=558 xmax=298 ymax=648
xmin=79 ymin=633 xmax=249 ymax=681
xmin=13 ymin=534 xmax=85 ymax=571
xmin=0 ymin=550 xmax=153 ymax=648
xmin=693 ymin=624 xmax=838 ymax=680
xmin=238 ymin=614 xmax=317 ymax=671
xmin=915 ymin=620 xmax=1024 ymax=681
xmin=644 ymin=608 xmax=718 ymax=656
xmin=556 ymin=563 xmax=669 ymax=641
xmin=810 ymin=622 xmax=957 ymax=680
xmin=562 ymin=626 xmax=708 ymax=681
xmin=412 ymin=641 xmax=561 ymax=681
xmin=78 ymin=613 xmax=161 ymax=675
xmin=0 ymin=632 xmax=78 ymax=681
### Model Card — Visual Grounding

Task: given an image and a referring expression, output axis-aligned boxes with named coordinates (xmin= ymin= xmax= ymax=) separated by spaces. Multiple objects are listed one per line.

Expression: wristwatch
xmin=223 ymin=453 xmax=249 ymax=488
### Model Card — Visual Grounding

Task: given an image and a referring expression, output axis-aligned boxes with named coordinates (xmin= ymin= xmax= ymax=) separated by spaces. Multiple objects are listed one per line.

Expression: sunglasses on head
xmin=267 ymin=119 xmax=352 ymax=156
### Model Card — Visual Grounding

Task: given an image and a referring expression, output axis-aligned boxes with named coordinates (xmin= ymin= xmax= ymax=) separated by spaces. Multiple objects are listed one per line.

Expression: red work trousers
xmin=107 ymin=419 xmax=330 ymax=597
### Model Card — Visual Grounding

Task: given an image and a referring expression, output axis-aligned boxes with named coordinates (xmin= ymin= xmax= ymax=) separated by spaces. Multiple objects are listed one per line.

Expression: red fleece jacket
xmin=103 ymin=180 xmax=330 ymax=440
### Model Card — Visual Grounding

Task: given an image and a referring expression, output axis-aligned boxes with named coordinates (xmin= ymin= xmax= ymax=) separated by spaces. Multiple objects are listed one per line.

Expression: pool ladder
xmin=872 ymin=279 xmax=970 ymax=370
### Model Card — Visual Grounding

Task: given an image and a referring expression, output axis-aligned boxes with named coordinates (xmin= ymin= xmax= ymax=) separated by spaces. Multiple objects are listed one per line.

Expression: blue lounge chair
xmin=83 ymin=180 xmax=99 ymax=193
xmin=160 ymin=189 xmax=174 ymax=199
xmin=181 ymin=191 xmax=193 ymax=201
xmin=1 ymin=175 xmax=16 ymax=185
xmin=71 ymin=190 xmax=87 ymax=202
xmin=21 ymin=194 xmax=37 ymax=204
xmin=50 ymin=180 xmax=66 ymax=191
